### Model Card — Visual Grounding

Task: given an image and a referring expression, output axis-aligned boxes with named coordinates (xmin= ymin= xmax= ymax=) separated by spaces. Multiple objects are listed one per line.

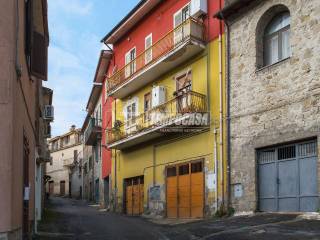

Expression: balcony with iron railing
xmin=84 ymin=117 xmax=102 ymax=146
xmin=106 ymin=18 xmax=206 ymax=99
xmin=63 ymin=157 xmax=75 ymax=167
xmin=107 ymin=91 xmax=209 ymax=149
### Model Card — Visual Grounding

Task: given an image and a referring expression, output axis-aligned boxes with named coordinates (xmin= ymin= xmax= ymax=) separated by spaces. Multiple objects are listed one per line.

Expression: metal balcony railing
xmin=107 ymin=91 xmax=207 ymax=144
xmin=63 ymin=157 xmax=75 ymax=166
xmin=106 ymin=18 xmax=205 ymax=93
xmin=84 ymin=117 xmax=102 ymax=145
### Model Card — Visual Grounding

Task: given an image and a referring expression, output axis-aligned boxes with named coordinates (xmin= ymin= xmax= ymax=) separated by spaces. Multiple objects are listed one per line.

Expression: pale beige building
xmin=0 ymin=0 xmax=51 ymax=239
xmin=46 ymin=126 xmax=83 ymax=198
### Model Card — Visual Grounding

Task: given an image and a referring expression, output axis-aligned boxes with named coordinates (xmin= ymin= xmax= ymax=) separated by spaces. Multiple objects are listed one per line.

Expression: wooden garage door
xmin=167 ymin=167 xmax=178 ymax=218
xmin=166 ymin=161 xmax=204 ymax=218
xmin=126 ymin=177 xmax=144 ymax=215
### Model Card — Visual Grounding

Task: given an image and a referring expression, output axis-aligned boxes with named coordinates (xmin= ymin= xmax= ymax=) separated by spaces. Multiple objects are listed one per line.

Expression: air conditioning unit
xmin=190 ymin=0 xmax=208 ymax=18
xmin=152 ymin=86 xmax=166 ymax=108
xmin=44 ymin=105 xmax=54 ymax=120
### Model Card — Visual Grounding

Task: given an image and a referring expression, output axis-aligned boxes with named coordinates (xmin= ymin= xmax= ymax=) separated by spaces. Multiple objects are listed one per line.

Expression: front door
xmin=104 ymin=177 xmax=110 ymax=207
xmin=166 ymin=161 xmax=204 ymax=218
xmin=125 ymin=176 xmax=144 ymax=215
xmin=49 ymin=181 xmax=54 ymax=195
xmin=60 ymin=181 xmax=65 ymax=196
xmin=125 ymin=48 xmax=136 ymax=78
xmin=176 ymin=71 xmax=192 ymax=113
xmin=258 ymin=140 xmax=318 ymax=212
xmin=144 ymin=92 xmax=152 ymax=123
xmin=173 ymin=4 xmax=190 ymax=45
xmin=95 ymin=179 xmax=99 ymax=203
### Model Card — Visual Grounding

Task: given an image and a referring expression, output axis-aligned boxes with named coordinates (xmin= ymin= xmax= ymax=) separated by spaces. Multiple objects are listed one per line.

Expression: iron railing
xmin=106 ymin=18 xmax=205 ymax=93
xmin=84 ymin=117 xmax=102 ymax=144
xmin=107 ymin=91 xmax=207 ymax=144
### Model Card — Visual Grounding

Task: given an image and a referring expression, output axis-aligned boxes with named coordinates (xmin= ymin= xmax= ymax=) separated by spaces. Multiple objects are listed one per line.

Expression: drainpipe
xmin=214 ymin=128 xmax=218 ymax=211
xmin=218 ymin=5 xmax=224 ymax=208
xmin=216 ymin=9 xmax=231 ymax=210
xmin=114 ymin=99 xmax=117 ymax=211
xmin=153 ymin=146 xmax=156 ymax=186
xmin=92 ymin=145 xmax=95 ymax=202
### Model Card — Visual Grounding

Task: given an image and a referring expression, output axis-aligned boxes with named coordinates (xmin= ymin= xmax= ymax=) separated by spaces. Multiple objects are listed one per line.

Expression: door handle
xmin=277 ymin=178 xmax=280 ymax=185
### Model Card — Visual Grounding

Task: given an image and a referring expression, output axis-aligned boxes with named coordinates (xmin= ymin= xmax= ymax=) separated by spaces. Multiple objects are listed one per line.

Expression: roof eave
xmin=101 ymin=0 xmax=162 ymax=44
xmin=213 ymin=0 xmax=257 ymax=20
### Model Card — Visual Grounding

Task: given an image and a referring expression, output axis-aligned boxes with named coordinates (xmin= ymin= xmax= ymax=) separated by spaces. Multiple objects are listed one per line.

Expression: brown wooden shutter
xmin=30 ymin=31 xmax=48 ymax=80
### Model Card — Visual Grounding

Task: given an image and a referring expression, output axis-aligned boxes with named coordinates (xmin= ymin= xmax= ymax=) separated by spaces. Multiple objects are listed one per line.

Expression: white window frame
xmin=173 ymin=3 xmax=191 ymax=45
xmin=145 ymin=33 xmax=153 ymax=64
xmin=125 ymin=47 xmax=136 ymax=78
xmin=123 ymin=97 xmax=139 ymax=132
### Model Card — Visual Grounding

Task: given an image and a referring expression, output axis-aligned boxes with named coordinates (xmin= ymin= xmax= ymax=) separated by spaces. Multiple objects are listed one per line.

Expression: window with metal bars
xmin=278 ymin=145 xmax=296 ymax=160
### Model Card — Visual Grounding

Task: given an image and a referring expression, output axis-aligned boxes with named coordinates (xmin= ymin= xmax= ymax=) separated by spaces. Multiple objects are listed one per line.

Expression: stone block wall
xmin=228 ymin=0 xmax=320 ymax=212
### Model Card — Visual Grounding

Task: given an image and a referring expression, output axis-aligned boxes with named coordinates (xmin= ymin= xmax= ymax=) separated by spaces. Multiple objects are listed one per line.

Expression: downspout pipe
xmin=216 ymin=11 xmax=231 ymax=209
xmin=217 ymin=0 xmax=224 ymax=209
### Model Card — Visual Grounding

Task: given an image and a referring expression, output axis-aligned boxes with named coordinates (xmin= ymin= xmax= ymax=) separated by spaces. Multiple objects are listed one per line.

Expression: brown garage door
xmin=125 ymin=176 xmax=144 ymax=215
xmin=166 ymin=161 xmax=204 ymax=218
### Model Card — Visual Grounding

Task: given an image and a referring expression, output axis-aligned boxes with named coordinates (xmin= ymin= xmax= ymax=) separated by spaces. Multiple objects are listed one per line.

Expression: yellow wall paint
xmin=111 ymin=36 xmax=227 ymax=216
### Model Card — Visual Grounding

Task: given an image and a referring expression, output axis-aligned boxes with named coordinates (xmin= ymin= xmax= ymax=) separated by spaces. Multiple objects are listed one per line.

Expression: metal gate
xmin=258 ymin=140 xmax=318 ymax=212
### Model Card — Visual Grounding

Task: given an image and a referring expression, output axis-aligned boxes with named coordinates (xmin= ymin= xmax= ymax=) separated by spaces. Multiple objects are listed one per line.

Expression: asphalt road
xmin=36 ymin=197 xmax=320 ymax=240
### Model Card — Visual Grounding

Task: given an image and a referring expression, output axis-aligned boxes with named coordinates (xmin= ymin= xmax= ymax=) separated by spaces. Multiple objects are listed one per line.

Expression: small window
xmin=125 ymin=47 xmax=136 ymax=77
xmin=125 ymin=101 xmax=137 ymax=124
xmin=145 ymin=34 xmax=152 ymax=64
xmin=167 ymin=167 xmax=177 ymax=177
xmin=191 ymin=162 xmax=203 ymax=173
xmin=278 ymin=145 xmax=296 ymax=160
xmin=179 ymin=164 xmax=189 ymax=175
xmin=264 ymin=11 xmax=291 ymax=66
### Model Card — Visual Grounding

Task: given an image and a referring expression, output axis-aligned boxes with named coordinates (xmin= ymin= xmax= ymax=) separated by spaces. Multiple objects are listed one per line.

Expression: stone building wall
xmin=228 ymin=0 xmax=320 ymax=212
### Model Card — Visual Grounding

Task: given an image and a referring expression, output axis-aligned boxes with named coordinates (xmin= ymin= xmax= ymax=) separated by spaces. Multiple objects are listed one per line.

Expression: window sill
xmin=255 ymin=57 xmax=291 ymax=73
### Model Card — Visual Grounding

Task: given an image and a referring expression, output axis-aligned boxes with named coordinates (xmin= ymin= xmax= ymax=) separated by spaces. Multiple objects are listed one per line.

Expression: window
xmin=125 ymin=47 xmax=136 ymax=78
xmin=175 ymin=70 xmax=192 ymax=112
xmin=174 ymin=4 xmax=190 ymax=44
xmin=89 ymin=156 xmax=93 ymax=170
xmin=264 ymin=12 xmax=291 ymax=66
xmin=167 ymin=167 xmax=177 ymax=177
xmin=191 ymin=161 xmax=203 ymax=173
xmin=95 ymin=104 xmax=102 ymax=126
xmin=73 ymin=150 xmax=78 ymax=161
xmin=145 ymin=34 xmax=152 ymax=64
xmin=64 ymin=136 xmax=70 ymax=145
xmin=179 ymin=164 xmax=189 ymax=175
xmin=126 ymin=102 xmax=137 ymax=124
xmin=124 ymin=98 xmax=138 ymax=133
xmin=144 ymin=92 xmax=152 ymax=122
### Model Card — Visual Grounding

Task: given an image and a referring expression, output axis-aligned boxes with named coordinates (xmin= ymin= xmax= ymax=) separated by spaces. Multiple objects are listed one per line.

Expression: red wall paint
xmin=101 ymin=0 xmax=224 ymax=178
xmin=102 ymin=90 xmax=112 ymax=178
xmin=106 ymin=0 xmax=224 ymax=77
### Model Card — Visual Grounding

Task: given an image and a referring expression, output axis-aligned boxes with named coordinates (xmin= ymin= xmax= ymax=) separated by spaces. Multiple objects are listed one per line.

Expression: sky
xmin=45 ymin=0 xmax=140 ymax=136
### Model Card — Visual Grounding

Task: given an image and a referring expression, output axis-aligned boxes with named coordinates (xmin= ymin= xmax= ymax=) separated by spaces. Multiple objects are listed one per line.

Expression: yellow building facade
xmin=104 ymin=1 xmax=227 ymax=218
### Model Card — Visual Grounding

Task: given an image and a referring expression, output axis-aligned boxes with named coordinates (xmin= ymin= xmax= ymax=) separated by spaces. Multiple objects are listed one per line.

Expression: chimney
xmin=70 ymin=125 xmax=76 ymax=132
